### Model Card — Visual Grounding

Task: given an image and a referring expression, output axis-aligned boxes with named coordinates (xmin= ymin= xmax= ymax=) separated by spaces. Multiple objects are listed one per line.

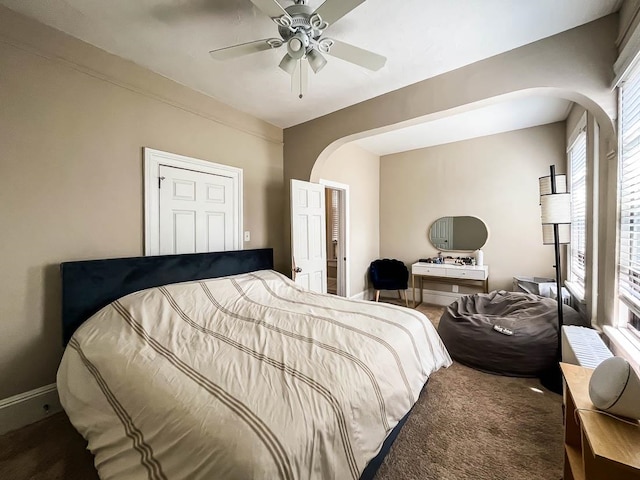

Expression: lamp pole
xmin=539 ymin=164 xmax=566 ymax=394
xmin=550 ymin=165 xmax=564 ymax=357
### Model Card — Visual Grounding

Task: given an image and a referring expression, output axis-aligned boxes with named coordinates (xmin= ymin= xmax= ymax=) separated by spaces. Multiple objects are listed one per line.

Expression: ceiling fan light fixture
xmin=279 ymin=53 xmax=297 ymax=75
xmin=290 ymin=38 xmax=302 ymax=51
xmin=307 ymin=48 xmax=327 ymax=73
xmin=210 ymin=0 xmax=387 ymax=97
xmin=287 ymin=32 xmax=308 ymax=59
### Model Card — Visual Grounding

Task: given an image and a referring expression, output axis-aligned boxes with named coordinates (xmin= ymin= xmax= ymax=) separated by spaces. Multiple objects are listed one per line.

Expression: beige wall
xmin=285 ymin=16 xmax=616 ymax=184
xmin=314 ymin=144 xmax=380 ymax=297
xmin=619 ymin=0 xmax=640 ymax=51
xmin=0 ymin=8 xmax=284 ymax=399
xmin=380 ymin=123 xmax=567 ymax=292
xmin=284 ymin=15 xmax=618 ymax=326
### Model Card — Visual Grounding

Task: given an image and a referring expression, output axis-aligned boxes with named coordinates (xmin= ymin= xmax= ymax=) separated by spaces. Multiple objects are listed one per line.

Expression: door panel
xmin=310 ymin=271 xmax=323 ymax=292
xmin=291 ymin=179 xmax=327 ymax=293
xmin=309 ymin=214 xmax=323 ymax=259
xmin=295 ymin=215 xmax=310 ymax=260
xmin=206 ymin=213 xmax=226 ymax=252
xmin=160 ymin=165 xmax=234 ymax=255
xmin=297 ymin=272 xmax=311 ymax=290
xmin=173 ymin=211 xmax=197 ymax=253
xmin=173 ymin=180 xmax=196 ymax=200
xmin=431 ymin=216 xmax=453 ymax=250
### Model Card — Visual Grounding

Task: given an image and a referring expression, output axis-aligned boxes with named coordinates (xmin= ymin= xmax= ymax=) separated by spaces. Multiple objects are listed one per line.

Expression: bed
xmin=57 ymin=248 xmax=451 ymax=480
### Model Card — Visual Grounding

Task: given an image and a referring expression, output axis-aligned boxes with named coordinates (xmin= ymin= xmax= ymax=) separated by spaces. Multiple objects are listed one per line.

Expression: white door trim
xmin=319 ymin=179 xmax=350 ymax=298
xmin=144 ymin=148 xmax=243 ymax=255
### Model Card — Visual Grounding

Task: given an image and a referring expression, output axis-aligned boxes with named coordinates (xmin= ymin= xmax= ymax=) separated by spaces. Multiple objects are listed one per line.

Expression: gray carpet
xmin=0 ymin=303 xmax=563 ymax=479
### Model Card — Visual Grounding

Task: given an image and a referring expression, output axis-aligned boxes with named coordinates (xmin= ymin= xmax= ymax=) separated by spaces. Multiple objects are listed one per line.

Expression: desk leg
xmin=412 ymin=274 xmax=416 ymax=308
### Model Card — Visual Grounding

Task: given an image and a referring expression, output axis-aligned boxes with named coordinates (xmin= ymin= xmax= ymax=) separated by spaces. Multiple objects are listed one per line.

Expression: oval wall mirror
xmin=428 ymin=216 xmax=488 ymax=251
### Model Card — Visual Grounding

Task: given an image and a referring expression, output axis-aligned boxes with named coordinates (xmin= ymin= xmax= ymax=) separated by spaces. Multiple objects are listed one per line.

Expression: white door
xmin=159 ymin=165 xmax=235 ymax=255
xmin=291 ymin=179 xmax=327 ymax=293
xmin=430 ymin=216 xmax=454 ymax=250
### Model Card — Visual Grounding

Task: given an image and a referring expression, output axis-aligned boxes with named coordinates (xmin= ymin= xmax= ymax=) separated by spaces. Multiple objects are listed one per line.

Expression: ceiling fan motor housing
xmin=279 ymin=4 xmax=325 ymax=46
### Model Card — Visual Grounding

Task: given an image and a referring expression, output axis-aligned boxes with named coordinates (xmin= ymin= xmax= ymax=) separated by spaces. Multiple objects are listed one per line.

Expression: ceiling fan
xmin=209 ymin=0 xmax=386 ymax=98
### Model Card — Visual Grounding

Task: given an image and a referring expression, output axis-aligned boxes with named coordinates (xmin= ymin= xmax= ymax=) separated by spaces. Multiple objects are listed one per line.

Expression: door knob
xmin=294 ymin=267 xmax=302 ymax=273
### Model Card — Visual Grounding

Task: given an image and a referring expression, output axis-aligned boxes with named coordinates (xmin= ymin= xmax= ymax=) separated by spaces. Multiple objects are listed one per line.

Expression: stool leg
xmin=375 ymin=290 xmax=380 ymax=302
xmin=404 ymin=290 xmax=408 ymax=307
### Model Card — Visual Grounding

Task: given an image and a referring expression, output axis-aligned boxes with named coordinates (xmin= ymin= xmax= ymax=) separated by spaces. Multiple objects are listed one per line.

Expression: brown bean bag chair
xmin=437 ymin=290 xmax=587 ymax=377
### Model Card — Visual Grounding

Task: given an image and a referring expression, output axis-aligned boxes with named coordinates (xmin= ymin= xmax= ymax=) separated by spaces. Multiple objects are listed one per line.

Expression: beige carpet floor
xmin=0 ymin=303 xmax=563 ymax=480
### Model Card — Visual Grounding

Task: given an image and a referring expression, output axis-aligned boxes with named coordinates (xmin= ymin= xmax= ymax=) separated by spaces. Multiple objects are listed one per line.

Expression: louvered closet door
xmin=159 ymin=165 xmax=234 ymax=255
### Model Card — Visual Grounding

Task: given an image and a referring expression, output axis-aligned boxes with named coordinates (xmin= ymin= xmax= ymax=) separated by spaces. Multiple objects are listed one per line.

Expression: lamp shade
xmin=539 ymin=174 xmax=567 ymax=195
xmin=542 ymin=224 xmax=570 ymax=244
xmin=279 ymin=53 xmax=297 ymax=75
xmin=541 ymin=193 xmax=571 ymax=224
xmin=307 ymin=48 xmax=327 ymax=73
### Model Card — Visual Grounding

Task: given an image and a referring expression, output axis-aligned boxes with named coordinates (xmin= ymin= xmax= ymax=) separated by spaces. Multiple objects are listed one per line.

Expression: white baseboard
xmin=0 ymin=383 xmax=62 ymax=435
xmin=406 ymin=288 xmax=464 ymax=307
xmin=350 ymin=289 xmax=373 ymax=301
xmin=354 ymin=288 xmax=462 ymax=306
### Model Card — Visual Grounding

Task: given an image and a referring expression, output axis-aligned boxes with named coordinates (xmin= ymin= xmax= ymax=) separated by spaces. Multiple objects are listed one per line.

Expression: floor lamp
xmin=539 ymin=165 xmax=571 ymax=393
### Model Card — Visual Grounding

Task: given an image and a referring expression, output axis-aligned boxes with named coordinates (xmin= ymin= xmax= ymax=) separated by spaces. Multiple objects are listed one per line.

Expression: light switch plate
xmin=244 ymin=231 xmax=250 ymax=242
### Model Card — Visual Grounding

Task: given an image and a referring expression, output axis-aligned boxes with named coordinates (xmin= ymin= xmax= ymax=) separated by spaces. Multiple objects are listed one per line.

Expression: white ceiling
xmin=355 ymin=96 xmax=573 ymax=156
xmin=0 ymin=0 xmax=619 ymax=129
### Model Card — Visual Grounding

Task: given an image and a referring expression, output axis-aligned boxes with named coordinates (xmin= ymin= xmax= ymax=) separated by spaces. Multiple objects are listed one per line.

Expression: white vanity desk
xmin=411 ymin=262 xmax=489 ymax=307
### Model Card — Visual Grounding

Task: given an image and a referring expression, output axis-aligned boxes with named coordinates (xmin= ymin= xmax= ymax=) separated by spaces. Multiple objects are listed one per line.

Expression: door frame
xmin=144 ymin=148 xmax=243 ymax=255
xmin=319 ymin=179 xmax=350 ymax=298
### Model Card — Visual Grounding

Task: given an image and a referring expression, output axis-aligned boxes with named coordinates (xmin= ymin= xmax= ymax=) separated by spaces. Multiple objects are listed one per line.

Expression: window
xmin=618 ymin=63 xmax=640 ymax=341
xmin=569 ymin=131 xmax=587 ymax=292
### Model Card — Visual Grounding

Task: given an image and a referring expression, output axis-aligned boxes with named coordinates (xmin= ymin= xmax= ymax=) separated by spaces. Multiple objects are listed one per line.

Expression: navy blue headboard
xmin=60 ymin=248 xmax=274 ymax=345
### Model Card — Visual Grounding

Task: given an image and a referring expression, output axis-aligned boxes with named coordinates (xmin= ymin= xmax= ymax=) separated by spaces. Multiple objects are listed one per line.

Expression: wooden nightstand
xmin=561 ymin=362 xmax=640 ymax=480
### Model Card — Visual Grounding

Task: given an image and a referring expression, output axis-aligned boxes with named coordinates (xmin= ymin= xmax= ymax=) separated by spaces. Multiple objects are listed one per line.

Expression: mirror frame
xmin=427 ymin=216 xmax=489 ymax=252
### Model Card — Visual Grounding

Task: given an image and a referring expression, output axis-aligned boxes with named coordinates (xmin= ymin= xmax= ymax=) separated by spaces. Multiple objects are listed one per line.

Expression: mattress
xmin=57 ymin=270 xmax=451 ymax=479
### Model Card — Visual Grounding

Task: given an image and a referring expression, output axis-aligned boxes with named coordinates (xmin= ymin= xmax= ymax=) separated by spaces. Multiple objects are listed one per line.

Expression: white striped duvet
xmin=57 ymin=270 xmax=451 ymax=480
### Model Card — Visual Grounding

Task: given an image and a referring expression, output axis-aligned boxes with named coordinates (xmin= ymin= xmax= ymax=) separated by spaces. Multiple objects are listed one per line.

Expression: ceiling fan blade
xmin=314 ymin=0 xmax=366 ymax=27
xmin=324 ymin=39 xmax=386 ymax=71
xmin=249 ymin=0 xmax=290 ymax=21
xmin=209 ymin=39 xmax=282 ymax=60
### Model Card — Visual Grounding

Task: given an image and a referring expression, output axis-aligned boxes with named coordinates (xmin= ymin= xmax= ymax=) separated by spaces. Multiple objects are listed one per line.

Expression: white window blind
xmin=619 ymin=63 xmax=640 ymax=331
xmin=569 ymin=132 xmax=587 ymax=290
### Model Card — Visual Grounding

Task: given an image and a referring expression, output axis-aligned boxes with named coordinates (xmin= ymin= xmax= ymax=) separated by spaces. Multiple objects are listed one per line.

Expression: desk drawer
xmin=445 ymin=268 xmax=486 ymax=280
xmin=412 ymin=265 xmax=445 ymax=276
